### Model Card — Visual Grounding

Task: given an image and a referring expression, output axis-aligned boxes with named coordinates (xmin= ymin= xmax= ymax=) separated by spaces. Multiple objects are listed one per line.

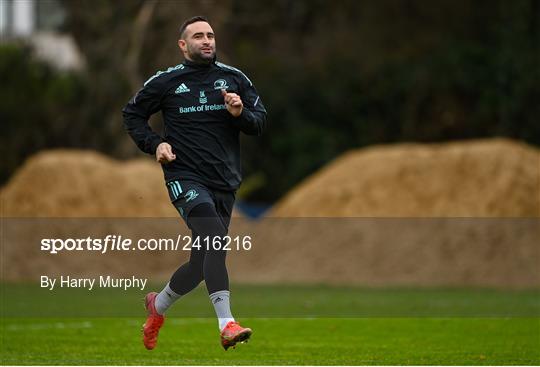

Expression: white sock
xmin=209 ymin=290 xmax=235 ymax=331
xmin=154 ymin=283 xmax=182 ymax=315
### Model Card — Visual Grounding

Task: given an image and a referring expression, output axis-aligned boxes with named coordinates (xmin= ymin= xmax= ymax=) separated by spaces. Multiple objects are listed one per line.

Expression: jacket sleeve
xmin=122 ymin=79 xmax=165 ymax=155
xmin=232 ymin=73 xmax=267 ymax=136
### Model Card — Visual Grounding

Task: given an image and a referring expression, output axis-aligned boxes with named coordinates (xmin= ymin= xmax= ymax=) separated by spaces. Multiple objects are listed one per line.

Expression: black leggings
xmin=168 ymin=202 xmax=229 ymax=295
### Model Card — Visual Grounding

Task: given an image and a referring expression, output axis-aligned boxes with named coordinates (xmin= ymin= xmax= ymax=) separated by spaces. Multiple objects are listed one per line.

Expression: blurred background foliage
xmin=1 ymin=0 xmax=538 ymax=203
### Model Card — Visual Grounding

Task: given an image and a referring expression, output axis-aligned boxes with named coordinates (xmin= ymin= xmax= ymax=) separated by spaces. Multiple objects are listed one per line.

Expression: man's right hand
xmin=156 ymin=142 xmax=176 ymax=164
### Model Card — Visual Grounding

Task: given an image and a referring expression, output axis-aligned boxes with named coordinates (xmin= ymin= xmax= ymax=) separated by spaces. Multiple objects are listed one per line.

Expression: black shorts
xmin=166 ymin=179 xmax=236 ymax=229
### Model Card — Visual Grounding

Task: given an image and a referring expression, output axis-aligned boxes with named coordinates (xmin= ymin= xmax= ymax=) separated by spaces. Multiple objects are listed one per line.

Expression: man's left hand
xmin=221 ymin=89 xmax=243 ymax=117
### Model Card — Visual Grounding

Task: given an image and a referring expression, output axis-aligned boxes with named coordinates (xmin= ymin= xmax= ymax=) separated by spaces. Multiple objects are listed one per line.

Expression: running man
xmin=122 ymin=16 xmax=267 ymax=350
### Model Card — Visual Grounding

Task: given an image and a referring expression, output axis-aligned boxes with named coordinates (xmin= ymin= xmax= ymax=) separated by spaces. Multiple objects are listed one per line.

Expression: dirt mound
xmin=1 ymin=150 xmax=241 ymax=217
xmin=1 ymin=150 xmax=176 ymax=217
xmin=270 ymin=138 xmax=540 ymax=217
xmin=226 ymin=217 xmax=540 ymax=288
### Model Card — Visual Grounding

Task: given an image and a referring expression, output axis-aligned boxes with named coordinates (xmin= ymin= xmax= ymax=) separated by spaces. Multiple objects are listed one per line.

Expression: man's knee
xmin=187 ymin=203 xmax=227 ymax=237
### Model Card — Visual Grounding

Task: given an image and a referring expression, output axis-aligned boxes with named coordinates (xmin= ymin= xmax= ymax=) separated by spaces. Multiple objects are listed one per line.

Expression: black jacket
xmin=122 ymin=59 xmax=267 ymax=191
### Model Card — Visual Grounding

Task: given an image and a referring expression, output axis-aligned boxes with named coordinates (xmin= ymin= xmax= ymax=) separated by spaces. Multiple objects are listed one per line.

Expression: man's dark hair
xmin=179 ymin=16 xmax=210 ymax=38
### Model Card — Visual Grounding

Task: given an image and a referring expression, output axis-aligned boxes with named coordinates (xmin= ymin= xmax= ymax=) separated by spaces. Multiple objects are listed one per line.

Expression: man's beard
xmin=188 ymin=45 xmax=215 ymax=64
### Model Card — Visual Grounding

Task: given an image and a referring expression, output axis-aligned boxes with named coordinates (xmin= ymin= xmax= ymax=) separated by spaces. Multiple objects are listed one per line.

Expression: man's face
xmin=178 ymin=21 xmax=216 ymax=63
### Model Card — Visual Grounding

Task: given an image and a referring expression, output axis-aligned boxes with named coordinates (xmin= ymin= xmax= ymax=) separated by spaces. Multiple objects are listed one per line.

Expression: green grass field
xmin=1 ymin=284 xmax=539 ymax=365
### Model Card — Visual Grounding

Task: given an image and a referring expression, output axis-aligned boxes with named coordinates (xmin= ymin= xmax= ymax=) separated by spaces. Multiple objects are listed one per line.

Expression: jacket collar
xmin=183 ymin=55 xmax=217 ymax=68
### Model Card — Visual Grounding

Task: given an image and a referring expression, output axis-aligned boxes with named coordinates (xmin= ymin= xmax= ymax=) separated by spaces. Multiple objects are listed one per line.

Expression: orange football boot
xmin=142 ymin=292 xmax=164 ymax=350
xmin=220 ymin=321 xmax=252 ymax=350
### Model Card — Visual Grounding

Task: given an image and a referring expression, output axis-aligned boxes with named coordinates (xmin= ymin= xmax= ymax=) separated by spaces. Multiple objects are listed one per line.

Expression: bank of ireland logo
xmin=184 ymin=189 xmax=199 ymax=203
xmin=213 ymin=79 xmax=229 ymax=90
xmin=199 ymin=91 xmax=207 ymax=104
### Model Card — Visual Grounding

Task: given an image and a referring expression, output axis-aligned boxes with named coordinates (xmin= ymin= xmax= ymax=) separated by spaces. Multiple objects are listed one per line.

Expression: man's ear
xmin=178 ymin=39 xmax=187 ymax=53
